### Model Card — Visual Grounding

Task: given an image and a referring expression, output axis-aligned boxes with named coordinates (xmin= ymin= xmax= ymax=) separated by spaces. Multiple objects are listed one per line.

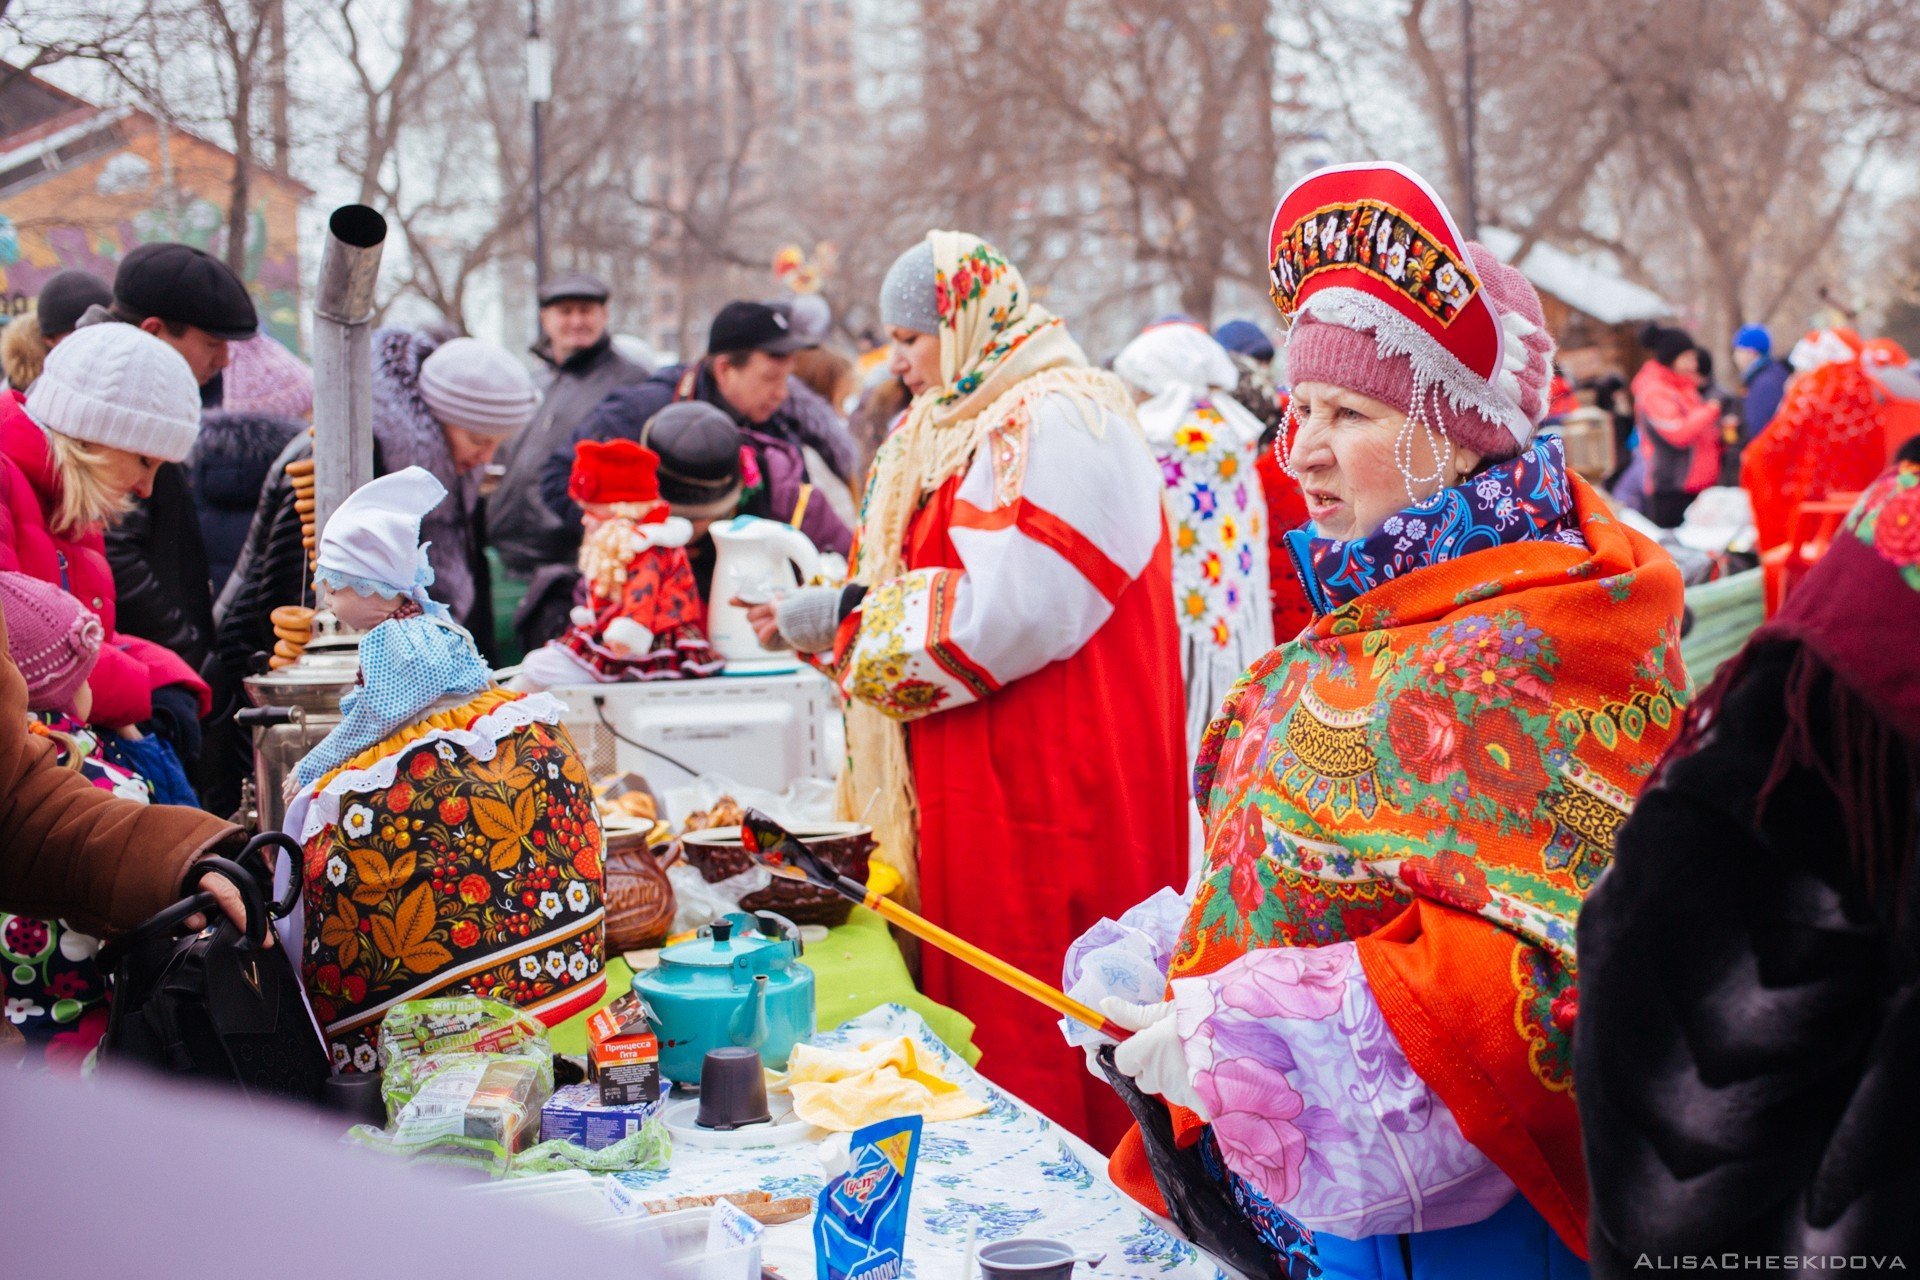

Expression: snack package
xmin=347 ymin=997 xmax=555 ymax=1176
xmin=813 ymin=1115 xmax=922 ymax=1280
xmin=511 ymin=1115 xmax=671 ymax=1175
xmin=379 ymin=996 xmax=550 ymax=1098
xmin=541 ymin=1081 xmax=665 ymax=1149
xmin=585 ymin=991 xmax=662 ymax=1106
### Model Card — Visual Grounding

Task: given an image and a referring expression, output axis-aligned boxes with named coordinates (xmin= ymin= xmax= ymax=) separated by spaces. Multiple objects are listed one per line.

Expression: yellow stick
xmin=854 ymin=886 xmax=1132 ymax=1041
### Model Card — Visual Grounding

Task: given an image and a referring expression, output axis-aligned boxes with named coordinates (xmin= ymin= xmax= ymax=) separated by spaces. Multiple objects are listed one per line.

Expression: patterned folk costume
xmin=1114 ymin=321 xmax=1276 ymax=760
xmin=1741 ymin=331 xmax=1920 ymax=553
xmin=1086 ymin=164 xmax=1688 ymax=1271
xmin=2 ymin=717 xmax=149 ymax=1072
xmin=821 ymin=232 xmax=1188 ymax=1145
xmin=285 ymin=469 xmax=604 ymax=1070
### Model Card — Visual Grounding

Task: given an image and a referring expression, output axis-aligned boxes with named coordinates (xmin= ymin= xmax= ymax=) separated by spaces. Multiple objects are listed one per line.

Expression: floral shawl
xmin=1165 ymin=469 xmax=1687 ymax=1254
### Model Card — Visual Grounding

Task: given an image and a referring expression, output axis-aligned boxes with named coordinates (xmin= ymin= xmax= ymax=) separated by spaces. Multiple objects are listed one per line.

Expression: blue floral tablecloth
xmin=612 ymin=1004 xmax=1230 ymax=1280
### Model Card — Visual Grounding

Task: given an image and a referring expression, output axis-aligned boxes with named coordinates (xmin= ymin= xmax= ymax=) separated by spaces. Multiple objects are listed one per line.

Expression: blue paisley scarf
xmin=1284 ymin=435 xmax=1584 ymax=615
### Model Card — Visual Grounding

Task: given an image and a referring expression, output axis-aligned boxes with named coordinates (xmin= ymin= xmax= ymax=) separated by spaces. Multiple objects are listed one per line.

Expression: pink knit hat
xmin=1270 ymin=164 xmax=1555 ymax=461
xmin=0 ymin=572 xmax=103 ymax=713
xmin=222 ymin=334 xmax=314 ymax=419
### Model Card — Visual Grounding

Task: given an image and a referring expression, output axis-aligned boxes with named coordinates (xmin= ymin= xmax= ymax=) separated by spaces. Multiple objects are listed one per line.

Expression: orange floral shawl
xmin=1163 ymin=473 xmax=1686 ymax=1254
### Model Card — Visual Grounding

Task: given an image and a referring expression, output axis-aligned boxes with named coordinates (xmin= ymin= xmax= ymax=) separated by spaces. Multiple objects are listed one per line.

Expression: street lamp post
xmin=527 ymin=0 xmax=551 ymax=288
xmin=1460 ymin=0 xmax=1479 ymax=238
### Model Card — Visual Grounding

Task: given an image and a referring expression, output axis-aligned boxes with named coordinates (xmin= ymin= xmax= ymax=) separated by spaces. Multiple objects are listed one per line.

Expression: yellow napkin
xmin=770 ymin=1037 xmax=988 ymax=1132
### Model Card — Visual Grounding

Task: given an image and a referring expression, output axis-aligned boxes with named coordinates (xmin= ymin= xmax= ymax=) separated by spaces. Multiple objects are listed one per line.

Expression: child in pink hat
xmin=0 ymin=571 xmax=103 ymax=720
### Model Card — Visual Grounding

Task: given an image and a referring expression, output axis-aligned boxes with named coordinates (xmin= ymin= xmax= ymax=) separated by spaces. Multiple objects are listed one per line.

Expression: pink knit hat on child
xmin=1270 ymin=162 xmax=1555 ymax=462
xmin=0 ymin=572 xmax=103 ymax=713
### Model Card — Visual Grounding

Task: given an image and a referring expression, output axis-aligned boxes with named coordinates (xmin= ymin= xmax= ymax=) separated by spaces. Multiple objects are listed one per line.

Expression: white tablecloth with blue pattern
xmin=612 ymin=1004 xmax=1231 ymax=1280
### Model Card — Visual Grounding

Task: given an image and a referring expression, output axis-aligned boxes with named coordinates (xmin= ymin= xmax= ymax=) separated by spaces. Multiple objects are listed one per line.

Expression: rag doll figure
xmin=510 ymin=437 xmax=723 ymax=691
xmin=284 ymin=467 xmax=605 ymax=1072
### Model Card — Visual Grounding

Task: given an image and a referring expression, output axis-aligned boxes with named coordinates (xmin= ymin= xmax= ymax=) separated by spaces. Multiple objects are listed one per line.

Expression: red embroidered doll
xmin=512 ymin=438 xmax=724 ymax=689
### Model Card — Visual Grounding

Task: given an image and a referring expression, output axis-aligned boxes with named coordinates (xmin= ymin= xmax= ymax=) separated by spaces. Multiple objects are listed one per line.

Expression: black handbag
xmin=101 ymin=832 xmax=331 ymax=1105
xmin=1096 ymin=1046 xmax=1297 ymax=1280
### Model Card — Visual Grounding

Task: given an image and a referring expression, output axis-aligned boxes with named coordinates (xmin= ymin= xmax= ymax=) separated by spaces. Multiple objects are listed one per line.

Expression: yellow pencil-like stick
xmin=743 ymin=808 xmax=1132 ymax=1042
xmin=855 ymin=886 xmax=1134 ymax=1041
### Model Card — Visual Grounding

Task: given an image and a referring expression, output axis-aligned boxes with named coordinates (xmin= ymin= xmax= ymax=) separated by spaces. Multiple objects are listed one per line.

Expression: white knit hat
xmin=315 ymin=466 xmax=447 ymax=600
xmin=417 ymin=337 xmax=540 ymax=437
xmin=25 ymin=321 xmax=201 ymax=462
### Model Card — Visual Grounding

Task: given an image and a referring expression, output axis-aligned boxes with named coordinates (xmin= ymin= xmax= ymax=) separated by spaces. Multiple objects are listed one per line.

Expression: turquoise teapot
xmin=634 ymin=910 xmax=816 ymax=1086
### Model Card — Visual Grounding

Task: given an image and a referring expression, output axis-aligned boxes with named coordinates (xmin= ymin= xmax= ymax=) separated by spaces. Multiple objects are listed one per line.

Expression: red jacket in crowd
xmin=1630 ymin=359 xmax=1722 ymax=496
xmin=0 ymin=393 xmax=208 ymax=728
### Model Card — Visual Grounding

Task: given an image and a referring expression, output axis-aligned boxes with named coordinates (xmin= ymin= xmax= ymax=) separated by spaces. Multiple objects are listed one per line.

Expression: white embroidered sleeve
xmin=840 ymin=394 xmax=1165 ymax=722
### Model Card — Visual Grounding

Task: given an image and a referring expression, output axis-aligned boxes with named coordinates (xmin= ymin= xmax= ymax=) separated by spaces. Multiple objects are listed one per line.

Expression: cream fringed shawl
xmin=838 ymin=231 xmax=1138 ymax=905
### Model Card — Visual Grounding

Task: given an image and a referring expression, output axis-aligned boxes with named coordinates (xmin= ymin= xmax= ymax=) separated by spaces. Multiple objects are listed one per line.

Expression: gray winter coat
xmin=487 ymin=333 xmax=651 ymax=576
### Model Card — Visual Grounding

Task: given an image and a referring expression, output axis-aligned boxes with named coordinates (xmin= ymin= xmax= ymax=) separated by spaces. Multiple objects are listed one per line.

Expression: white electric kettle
xmin=706 ymin=515 xmax=823 ymax=666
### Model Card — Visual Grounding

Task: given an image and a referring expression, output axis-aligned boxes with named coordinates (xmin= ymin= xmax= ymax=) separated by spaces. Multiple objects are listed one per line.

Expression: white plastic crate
xmin=546 ymin=668 xmax=840 ymax=804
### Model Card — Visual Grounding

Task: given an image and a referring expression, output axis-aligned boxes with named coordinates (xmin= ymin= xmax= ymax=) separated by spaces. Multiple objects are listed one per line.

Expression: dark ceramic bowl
xmin=679 ymin=823 xmax=874 ymax=927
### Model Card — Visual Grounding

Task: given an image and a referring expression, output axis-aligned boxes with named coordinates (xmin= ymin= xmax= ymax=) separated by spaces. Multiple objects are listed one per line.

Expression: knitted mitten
xmin=773 ymin=585 xmax=845 ymax=654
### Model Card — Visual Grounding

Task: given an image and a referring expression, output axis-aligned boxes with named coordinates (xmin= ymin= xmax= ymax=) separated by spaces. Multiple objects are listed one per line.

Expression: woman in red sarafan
xmin=752 ymin=231 xmax=1188 ymax=1149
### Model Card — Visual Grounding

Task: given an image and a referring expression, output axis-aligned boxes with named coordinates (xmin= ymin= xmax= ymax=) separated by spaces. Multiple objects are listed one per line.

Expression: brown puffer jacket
xmin=0 ymin=609 xmax=243 ymax=937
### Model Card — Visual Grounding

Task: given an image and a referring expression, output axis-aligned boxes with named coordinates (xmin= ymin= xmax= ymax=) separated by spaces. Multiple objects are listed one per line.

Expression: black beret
xmin=36 ymin=269 xmax=112 ymax=338
xmin=114 ymin=242 xmax=258 ymax=341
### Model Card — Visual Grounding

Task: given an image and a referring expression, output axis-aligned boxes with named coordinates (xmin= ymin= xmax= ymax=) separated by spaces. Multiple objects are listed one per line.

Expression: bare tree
xmin=1299 ymin=0 xmax=1910 ymax=352
xmin=901 ymin=0 xmax=1293 ymax=329
xmin=193 ymin=0 xmax=274 ymax=273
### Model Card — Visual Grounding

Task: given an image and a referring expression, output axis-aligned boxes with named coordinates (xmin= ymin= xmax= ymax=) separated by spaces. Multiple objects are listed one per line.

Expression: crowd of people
xmin=0 ymin=155 xmax=1916 ymax=1279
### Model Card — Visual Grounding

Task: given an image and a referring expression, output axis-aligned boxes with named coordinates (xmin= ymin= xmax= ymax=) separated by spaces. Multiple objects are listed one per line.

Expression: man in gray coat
xmin=487 ymin=271 xmax=652 ymax=577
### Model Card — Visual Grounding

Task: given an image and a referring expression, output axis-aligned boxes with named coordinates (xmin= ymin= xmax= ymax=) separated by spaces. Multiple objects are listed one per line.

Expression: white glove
xmin=568 ymin=604 xmax=597 ymax=629
xmin=634 ymin=515 xmax=694 ymax=550
xmin=1104 ymin=997 xmax=1208 ymax=1119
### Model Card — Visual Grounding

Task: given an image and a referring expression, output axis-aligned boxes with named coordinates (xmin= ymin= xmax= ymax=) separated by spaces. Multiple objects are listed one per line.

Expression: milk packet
xmin=813 ymin=1114 xmax=922 ymax=1280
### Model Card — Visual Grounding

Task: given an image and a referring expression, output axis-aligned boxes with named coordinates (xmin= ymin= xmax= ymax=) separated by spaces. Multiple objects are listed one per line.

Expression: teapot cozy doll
xmin=284 ymin=467 xmax=605 ymax=1071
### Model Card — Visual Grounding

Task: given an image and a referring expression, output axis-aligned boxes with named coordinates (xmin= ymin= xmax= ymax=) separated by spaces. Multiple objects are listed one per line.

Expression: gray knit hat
xmin=879 ymin=241 xmax=940 ymax=334
xmin=25 ymin=321 xmax=202 ymax=461
xmin=418 ymin=336 xmax=541 ymax=436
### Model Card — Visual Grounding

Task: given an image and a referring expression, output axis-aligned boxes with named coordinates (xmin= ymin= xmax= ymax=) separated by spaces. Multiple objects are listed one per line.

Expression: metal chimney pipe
xmin=311 ymin=204 xmax=387 ymax=547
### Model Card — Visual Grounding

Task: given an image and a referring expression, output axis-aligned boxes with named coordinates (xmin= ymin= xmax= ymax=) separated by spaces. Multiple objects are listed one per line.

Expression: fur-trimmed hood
xmin=369 ymin=326 xmax=482 ymax=621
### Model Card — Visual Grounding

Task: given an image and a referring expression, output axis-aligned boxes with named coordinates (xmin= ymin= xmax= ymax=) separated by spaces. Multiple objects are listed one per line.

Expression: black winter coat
xmin=105 ymin=461 xmax=215 ymax=673
xmin=487 ymin=333 xmax=650 ymax=577
xmin=185 ymin=411 xmax=304 ymax=598
xmin=1577 ymin=644 xmax=1920 ymax=1272
xmin=536 ymin=360 xmax=862 ymax=530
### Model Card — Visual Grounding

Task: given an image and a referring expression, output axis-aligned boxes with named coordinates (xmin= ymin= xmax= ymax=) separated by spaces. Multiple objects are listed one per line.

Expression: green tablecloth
xmin=487 ymin=549 xmax=527 ymax=665
xmin=549 ymin=905 xmax=980 ymax=1064
xmin=1680 ymin=567 xmax=1765 ymax=684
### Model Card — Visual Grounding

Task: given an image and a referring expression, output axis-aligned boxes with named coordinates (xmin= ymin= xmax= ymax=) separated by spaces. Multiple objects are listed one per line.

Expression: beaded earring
xmin=1272 ymin=398 xmax=1301 ymax=479
xmin=1394 ymin=383 xmax=1453 ymax=505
